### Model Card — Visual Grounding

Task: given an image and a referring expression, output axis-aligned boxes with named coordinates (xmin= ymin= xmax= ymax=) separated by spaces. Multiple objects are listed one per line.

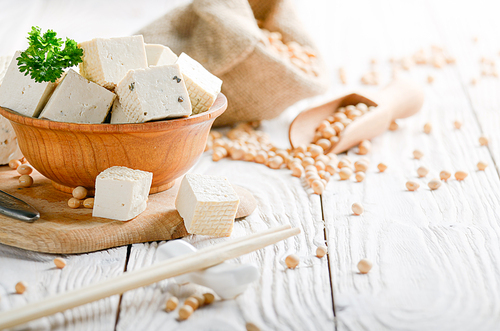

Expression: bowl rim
xmin=0 ymin=93 xmax=227 ymax=133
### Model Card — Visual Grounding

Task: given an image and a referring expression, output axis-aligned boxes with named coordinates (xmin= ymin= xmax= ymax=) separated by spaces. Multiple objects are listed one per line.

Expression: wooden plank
xmin=426 ymin=0 xmax=500 ymax=171
xmin=116 ymin=146 xmax=334 ymax=330
xmin=0 ymin=244 xmax=128 ymax=329
xmin=320 ymin=0 xmax=500 ymax=330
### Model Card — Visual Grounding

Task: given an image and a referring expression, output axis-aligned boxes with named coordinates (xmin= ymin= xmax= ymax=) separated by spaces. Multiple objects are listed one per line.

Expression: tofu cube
xmin=110 ymin=98 xmax=129 ymax=124
xmin=115 ymin=64 xmax=191 ymax=123
xmin=0 ymin=55 xmax=23 ymax=164
xmin=145 ymin=44 xmax=178 ymax=66
xmin=39 ymin=69 xmax=116 ymax=123
xmin=78 ymin=35 xmax=148 ymax=90
xmin=93 ymin=166 xmax=153 ymax=221
xmin=0 ymin=117 xmax=23 ymax=165
xmin=0 ymin=51 xmax=56 ymax=117
xmin=175 ymin=174 xmax=240 ymax=237
xmin=176 ymin=53 xmax=222 ymax=115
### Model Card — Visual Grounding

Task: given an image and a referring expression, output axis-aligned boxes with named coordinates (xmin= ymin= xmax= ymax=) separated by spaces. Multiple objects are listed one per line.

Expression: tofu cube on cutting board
xmin=0 ymin=51 xmax=56 ymax=117
xmin=114 ymin=64 xmax=191 ymax=123
xmin=176 ymin=53 xmax=222 ymax=115
xmin=175 ymin=174 xmax=240 ymax=237
xmin=78 ymin=35 xmax=148 ymax=90
xmin=145 ymin=44 xmax=178 ymax=67
xmin=93 ymin=166 xmax=153 ymax=221
xmin=38 ymin=69 xmax=116 ymax=123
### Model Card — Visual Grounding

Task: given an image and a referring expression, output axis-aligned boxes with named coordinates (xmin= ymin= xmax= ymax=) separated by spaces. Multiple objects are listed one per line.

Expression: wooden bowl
xmin=0 ymin=93 xmax=227 ymax=194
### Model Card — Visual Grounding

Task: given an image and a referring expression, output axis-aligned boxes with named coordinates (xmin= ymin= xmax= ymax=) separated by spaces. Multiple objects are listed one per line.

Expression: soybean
xmin=417 ymin=166 xmax=429 ymax=178
xmin=17 ymin=164 xmax=33 ymax=176
xmin=316 ymin=246 xmax=327 ymax=258
xmin=339 ymin=168 xmax=353 ymax=180
xmin=165 ymin=296 xmax=179 ymax=312
xmin=72 ymin=186 xmax=88 ymax=200
xmin=285 ymin=254 xmax=300 ymax=269
xmin=455 ymin=171 xmax=468 ymax=181
xmin=377 ymin=163 xmax=387 ymax=172
xmin=9 ymin=159 xmax=21 ymax=170
xmin=54 ymin=258 xmax=66 ymax=269
xmin=440 ymin=170 xmax=451 ymax=181
xmin=357 ymin=259 xmax=373 ymax=274
xmin=68 ymin=198 xmax=82 ymax=209
xmin=406 ymin=181 xmax=420 ymax=191
xmin=19 ymin=175 xmax=33 ymax=187
xmin=352 ymin=203 xmax=364 ymax=215
xmin=428 ymin=179 xmax=442 ymax=190
xmin=178 ymin=305 xmax=193 ymax=320
xmin=477 ymin=161 xmax=488 ymax=170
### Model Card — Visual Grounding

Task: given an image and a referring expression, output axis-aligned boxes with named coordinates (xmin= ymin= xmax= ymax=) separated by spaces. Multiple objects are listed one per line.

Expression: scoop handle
xmin=369 ymin=77 xmax=425 ymax=121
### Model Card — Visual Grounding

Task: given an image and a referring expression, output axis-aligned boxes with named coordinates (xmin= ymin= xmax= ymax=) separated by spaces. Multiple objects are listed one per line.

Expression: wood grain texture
xmin=0 ymin=166 xmax=256 ymax=254
xmin=0 ymin=166 xmax=187 ymax=254
xmin=318 ymin=0 xmax=500 ymax=330
xmin=116 ymin=152 xmax=334 ymax=331
xmin=0 ymin=226 xmax=298 ymax=330
xmin=426 ymin=0 xmax=500 ymax=172
xmin=0 ymin=244 xmax=127 ymax=330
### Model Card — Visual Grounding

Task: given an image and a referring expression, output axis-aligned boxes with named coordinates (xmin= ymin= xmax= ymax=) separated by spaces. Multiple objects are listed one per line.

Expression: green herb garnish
xmin=16 ymin=26 xmax=83 ymax=83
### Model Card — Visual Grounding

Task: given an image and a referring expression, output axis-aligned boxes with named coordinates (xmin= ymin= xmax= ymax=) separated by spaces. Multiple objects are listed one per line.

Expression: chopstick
xmin=0 ymin=225 xmax=300 ymax=329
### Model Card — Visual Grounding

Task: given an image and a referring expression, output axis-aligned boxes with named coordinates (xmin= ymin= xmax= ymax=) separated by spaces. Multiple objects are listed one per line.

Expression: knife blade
xmin=0 ymin=190 xmax=40 ymax=222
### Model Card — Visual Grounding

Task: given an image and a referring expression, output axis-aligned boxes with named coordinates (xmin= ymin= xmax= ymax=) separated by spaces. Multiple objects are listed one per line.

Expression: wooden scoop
xmin=289 ymin=78 xmax=424 ymax=154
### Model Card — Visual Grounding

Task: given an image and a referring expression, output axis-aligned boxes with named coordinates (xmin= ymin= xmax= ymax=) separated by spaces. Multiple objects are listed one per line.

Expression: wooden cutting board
xmin=0 ymin=166 xmax=257 ymax=254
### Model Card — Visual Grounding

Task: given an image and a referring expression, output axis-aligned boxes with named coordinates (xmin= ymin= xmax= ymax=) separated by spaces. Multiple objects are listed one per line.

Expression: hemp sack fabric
xmin=138 ymin=0 xmax=329 ymax=126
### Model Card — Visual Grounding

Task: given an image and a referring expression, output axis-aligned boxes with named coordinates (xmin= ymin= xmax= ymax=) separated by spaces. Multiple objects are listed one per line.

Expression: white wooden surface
xmin=321 ymin=0 xmax=500 ymax=330
xmin=1 ymin=0 xmax=500 ymax=330
xmin=0 ymin=245 xmax=128 ymax=330
xmin=116 ymin=151 xmax=333 ymax=331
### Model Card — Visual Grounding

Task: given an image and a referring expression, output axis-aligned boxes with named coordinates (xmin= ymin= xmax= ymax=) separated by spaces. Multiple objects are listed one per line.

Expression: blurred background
xmin=1 ymin=0 xmax=499 ymax=90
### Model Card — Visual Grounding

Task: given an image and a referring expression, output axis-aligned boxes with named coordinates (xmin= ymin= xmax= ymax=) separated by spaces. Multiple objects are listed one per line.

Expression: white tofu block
xmin=110 ymin=98 xmax=129 ymax=124
xmin=145 ymin=44 xmax=178 ymax=67
xmin=93 ymin=166 xmax=153 ymax=221
xmin=115 ymin=64 xmax=192 ymax=123
xmin=176 ymin=53 xmax=222 ymax=115
xmin=39 ymin=69 xmax=115 ymax=123
xmin=175 ymin=174 xmax=239 ymax=237
xmin=0 ymin=55 xmax=23 ymax=164
xmin=0 ymin=117 xmax=23 ymax=165
xmin=0 ymin=51 xmax=56 ymax=117
xmin=79 ymin=35 xmax=148 ymax=90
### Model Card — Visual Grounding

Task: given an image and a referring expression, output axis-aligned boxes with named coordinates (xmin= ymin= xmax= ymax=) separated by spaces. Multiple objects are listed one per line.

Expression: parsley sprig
xmin=16 ymin=26 xmax=83 ymax=83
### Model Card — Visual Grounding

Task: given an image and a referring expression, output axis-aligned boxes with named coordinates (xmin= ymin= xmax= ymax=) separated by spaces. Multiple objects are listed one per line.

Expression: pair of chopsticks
xmin=0 ymin=225 xmax=300 ymax=329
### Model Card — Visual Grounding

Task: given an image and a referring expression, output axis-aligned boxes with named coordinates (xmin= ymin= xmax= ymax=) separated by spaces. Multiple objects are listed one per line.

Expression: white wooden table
xmin=1 ymin=0 xmax=500 ymax=330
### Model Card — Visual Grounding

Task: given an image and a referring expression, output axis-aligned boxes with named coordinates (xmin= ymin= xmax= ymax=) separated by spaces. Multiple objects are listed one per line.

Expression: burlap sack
xmin=138 ymin=0 xmax=329 ymax=126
